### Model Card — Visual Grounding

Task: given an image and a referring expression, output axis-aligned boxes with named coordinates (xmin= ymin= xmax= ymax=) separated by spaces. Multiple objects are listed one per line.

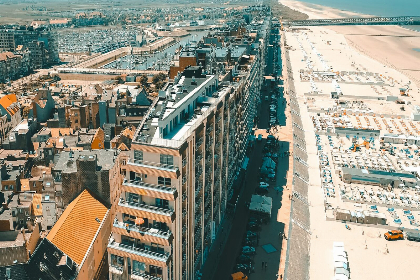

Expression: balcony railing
xmin=119 ymin=199 xmax=175 ymax=219
xmin=113 ymin=221 xmax=172 ymax=240
xmin=131 ymin=270 xmax=162 ymax=280
xmin=196 ymin=138 xmax=204 ymax=148
xmin=108 ymin=240 xmax=170 ymax=264
xmin=123 ymin=179 xmax=177 ymax=196
xmin=128 ymin=159 xmax=179 ymax=173
xmin=110 ymin=265 xmax=123 ymax=275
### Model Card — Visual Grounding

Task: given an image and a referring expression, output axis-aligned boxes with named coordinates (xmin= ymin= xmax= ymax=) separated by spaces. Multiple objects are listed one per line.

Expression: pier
xmin=287 ymin=16 xmax=420 ymax=27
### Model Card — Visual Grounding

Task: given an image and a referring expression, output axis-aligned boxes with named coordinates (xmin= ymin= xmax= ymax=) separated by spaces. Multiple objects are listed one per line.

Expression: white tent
xmin=249 ymin=195 xmax=273 ymax=217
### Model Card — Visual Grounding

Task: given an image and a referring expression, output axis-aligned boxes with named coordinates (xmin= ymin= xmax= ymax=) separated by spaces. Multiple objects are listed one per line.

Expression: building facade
xmin=108 ymin=17 xmax=267 ymax=280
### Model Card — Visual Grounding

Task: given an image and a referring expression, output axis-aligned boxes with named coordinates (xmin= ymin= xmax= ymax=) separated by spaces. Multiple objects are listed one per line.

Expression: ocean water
xmin=298 ymin=0 xmax=420 ymax=32
xmin=298 ymin=0 xmax=420 ymax=17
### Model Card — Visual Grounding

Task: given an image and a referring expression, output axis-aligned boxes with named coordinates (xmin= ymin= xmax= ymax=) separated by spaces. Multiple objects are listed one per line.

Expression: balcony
xmin=196 ymin=154 xmax=203 ymax=162
xmin=118 ymin=199 xmax=175 ymax=223
xmin=122 ymin=179 xmax=177 ymax=201
xmin=127 ymin=159 xmax=180 ymax=179
xmin=196 ymin=138 xmax=204 ymax=149
xmin=112 ymin=221 xmax=173 ymax=246
xmin=108 ymin=240 xmax=170 ymax=267
xmin=131 ymin=271 xmax=162 ymax=280
xmin=196 ymin=167 xmax=203 ymax=178
xmin=109 ymin=265 xmax=123 ymax=275
xmin=195 ymin=183 xmax=203 ymax=196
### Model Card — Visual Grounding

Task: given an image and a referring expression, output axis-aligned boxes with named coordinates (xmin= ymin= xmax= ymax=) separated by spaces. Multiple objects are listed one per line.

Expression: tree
xmin=139 ymin=74 xmax=148 ymax=87
xmin=152 ymin=73 xmax=166 ymax=85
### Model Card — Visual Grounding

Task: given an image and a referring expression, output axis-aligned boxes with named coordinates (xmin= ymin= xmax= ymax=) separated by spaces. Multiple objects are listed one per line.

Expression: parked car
xmin=242 ymin=246 xmax=256 ymax=255
xmin=260 ymin=182 xmax=269 ymax=188
xmin=256 ymin=187 xmax=268 ymax=195
xmin=247 ymin=222 xmax=261 ymax=231
xmin=235 ymin=263 xmax=254 ymax=274
xmin=384 ymin=230 xmax=404 ymax=241
xmin=243 ymin=238 xmax=257 ymax=246
xmin=406 ymin=231 xmax=420 ymax=242
xmin=246 ymin=231 xmax=258 ymax=239
xmin=231 ymin=272 xmax=248 ymax=280
xmin=237 ymin=254 xmax=253 ymax=264
xmin=248 ymin=218 xmax=262 ymax=225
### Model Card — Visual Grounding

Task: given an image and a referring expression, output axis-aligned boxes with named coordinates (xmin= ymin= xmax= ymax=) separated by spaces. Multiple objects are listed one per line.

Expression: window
xmin=134 ymin=150 xmax=143 ymax=161
xmin=160 ymin=154 xmax=173 ymax=165
xmin=127 ymin=192 xmax=140 ymax=205
xmin=110 ymin=254 xmax=124 ymax=268
xmin=10 ymin=185 xmax=13 ymax=190
xmin=158 ymin=177 xmax=171 ymax=186
xmin=132 ymin=260 xmax=146 ymax=273
xmin=4 ymin=186 xmax=7 ymax=190
xmin=150 ymin=265 xmax=163 ymax=277
xmin=156 ymin=198 xmax=169 ymax=209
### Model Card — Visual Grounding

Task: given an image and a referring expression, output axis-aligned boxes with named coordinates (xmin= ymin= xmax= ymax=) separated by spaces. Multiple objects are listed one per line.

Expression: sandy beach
xmin=279 ymin=0 xmax=420 ymax=88
xmin=279 ymin=0 xmax=369 ymax=19
xmin=279 ymin=1 xmax=420 ymax=280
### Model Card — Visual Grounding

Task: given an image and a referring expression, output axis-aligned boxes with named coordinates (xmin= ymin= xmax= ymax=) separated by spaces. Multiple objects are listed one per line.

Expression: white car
xmin=260 ymin=182 xmax=269 ymax=188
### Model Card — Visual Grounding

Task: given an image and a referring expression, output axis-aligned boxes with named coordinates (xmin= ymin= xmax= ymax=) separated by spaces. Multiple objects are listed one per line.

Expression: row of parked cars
xmin=266 ymin=94 xmax=278 ymax=126
xmin=384 ymin=229 xmax=420 ymax=241
xmin=231 ymin=217 xmax=267 ymax=277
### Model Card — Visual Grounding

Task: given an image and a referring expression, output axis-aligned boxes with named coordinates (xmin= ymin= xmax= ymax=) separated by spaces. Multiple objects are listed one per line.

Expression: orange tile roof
xmin=118 ymin=142 xmax=129 ymax=151
xmin=0 ymin=94 xmax=18 ymax=115
xmin=50 ymin=128 xmax=73 ymax=138
xmin=121 ymin=126 xmax=136 ymax=139
xmin=32 ymin=194 xmax=42 ymax=216
xmin=47 ymin=189 xmax=108 ymax=265
xmin=20 ymin=179 xmax=30 ymax=192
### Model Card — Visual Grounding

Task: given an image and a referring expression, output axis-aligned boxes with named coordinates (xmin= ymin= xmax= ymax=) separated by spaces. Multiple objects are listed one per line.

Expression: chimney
xmin=1 ymin=202 xmax=7 ymax=210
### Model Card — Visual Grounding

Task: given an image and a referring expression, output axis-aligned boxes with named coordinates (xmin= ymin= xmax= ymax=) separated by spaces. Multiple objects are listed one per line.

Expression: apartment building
xmin=108 ymin=17 xmax=268 ymax=280
xmin=0 ymin=30 xmax=14 ymax=52
xmin=0 ymin=52 xmax=21 ymax=82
